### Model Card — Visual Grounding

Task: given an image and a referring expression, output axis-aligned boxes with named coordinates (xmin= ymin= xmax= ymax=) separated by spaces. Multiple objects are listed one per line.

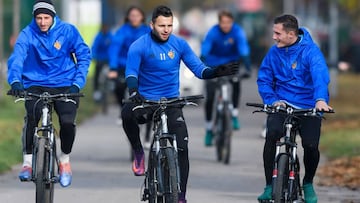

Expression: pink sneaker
xmin=132 ymin=151 xmax=145 ymax=176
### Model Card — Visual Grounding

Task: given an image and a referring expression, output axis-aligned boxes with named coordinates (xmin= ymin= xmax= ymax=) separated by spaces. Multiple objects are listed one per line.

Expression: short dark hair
xmin=151 ymin=5 xmax=173 ymax=23
xmin=125 ymin=6 xmax=146 ymax=24
xmin=218 ymin=10 xmax=234 ymax=22
xmin=274 ymin=14 xmax=299 ymax=35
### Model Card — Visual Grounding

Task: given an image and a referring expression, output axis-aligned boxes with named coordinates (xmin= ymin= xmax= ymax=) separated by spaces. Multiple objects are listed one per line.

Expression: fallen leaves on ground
xmin=317 ymin=156 xmax=360 ymax=190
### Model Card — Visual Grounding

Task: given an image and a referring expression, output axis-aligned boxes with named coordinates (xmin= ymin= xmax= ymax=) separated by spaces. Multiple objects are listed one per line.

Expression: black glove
xmin=214 ymin=61 xmax=240 ymax=77
xmin=129 ymin=88 xmax=145 ymax=103
xmin=8 ymin=82 xmax=24 ymax=97
xmin=68 ymin=85 xmax=80 ymax=93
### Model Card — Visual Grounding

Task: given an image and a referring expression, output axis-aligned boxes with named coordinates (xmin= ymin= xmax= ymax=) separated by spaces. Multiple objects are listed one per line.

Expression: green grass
xmin=320 ymin=73 xmax=360 ymax=159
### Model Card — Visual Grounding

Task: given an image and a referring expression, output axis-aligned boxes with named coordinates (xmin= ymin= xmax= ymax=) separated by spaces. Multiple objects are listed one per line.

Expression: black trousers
xmin=122 ymin=103 xmax=190 ymax=195
xmin=23 ymin=86 xmax=78 ymax=155
xmin=263 ymin=113 xmax=322 ymax=185
xmin=93 ymin=60 xmax=107 ymax=91
xmin=114 ymin=68 xmax=126 ymax=109
xmin=204 ymin=76 xmax=241 ymax=121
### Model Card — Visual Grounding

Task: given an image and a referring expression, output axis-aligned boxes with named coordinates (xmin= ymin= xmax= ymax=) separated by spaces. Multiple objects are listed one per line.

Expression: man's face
xmin=272 ymin=23 xmax=296 ymax=48
xmin=151 ymin=15 xmax=173 ymax=42
xmin=219 ymin=15 xmax=233 ymax=34
xmin=35 ymin=13 xmax=53 ymax=32
xmin=128 ymin=9 xmax=143 ymax=27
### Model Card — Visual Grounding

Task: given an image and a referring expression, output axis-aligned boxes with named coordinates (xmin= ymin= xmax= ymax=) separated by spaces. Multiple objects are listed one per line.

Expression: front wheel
xmin=35 ymin=136 xmax=54 ymax=203
xmin=161 ymin=148 xmax=179 ymax=203
xmin=273 ymin=154 xmax=289 ymax=203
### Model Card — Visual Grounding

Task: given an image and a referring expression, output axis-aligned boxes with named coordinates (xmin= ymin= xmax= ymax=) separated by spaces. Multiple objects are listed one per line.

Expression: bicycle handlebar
xmin=129 ymin=95 xmax=204 ymax=111
xmin=246 ymin=102 xmax=335 ymax=116
xmin=8 ymin=91 xmax=84 ymax=104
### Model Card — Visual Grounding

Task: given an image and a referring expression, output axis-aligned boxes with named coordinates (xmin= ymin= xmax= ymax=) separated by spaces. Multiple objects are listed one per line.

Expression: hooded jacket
xmin=8 ymin=16 xmax=91 ymax=89
xmin=257 ymin=28 xmax=330 ymax=108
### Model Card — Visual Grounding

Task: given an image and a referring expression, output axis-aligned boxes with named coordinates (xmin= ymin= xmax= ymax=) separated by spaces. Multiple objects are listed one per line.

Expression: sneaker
xmin=59 ymin=162 xmax=72 ymax=187
xmin=18 ymin=166 xmax=32 ymax=181
xmin=204 ymin=130 xmax=213 ymax=146
xmin=178 ymin=199 xmax=187 ymax=203
xmin=132 ymin=150 xmax=145 ymax=176
xmin=257 ymin=185 xmax=272 ymax=201
xmin=303 ymin=183 xmax=317 ymax=203
xmin=232 ymin=117 xmax=240 ymax=130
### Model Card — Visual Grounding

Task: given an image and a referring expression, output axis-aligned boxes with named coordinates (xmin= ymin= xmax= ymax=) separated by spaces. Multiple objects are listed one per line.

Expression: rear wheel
xmin=147 ymin=150 xmax=156 ymax=203
xmin=273 ymin=154 xmax=289 ymax=203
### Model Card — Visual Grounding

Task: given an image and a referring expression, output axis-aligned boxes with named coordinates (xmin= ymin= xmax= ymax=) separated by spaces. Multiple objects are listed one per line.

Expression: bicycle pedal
xmin=51 ymin=176 xmax=59 ymax=183
xmin=19 ymin=178 xmax=32 ymax=182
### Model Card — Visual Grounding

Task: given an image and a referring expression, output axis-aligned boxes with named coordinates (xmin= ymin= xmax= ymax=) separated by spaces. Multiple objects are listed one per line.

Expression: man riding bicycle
xmin=201 ymin=10 xmax=251 ymax=146
xmin=7 ymin=0 xmax=91 ymax=188
xmin=257 ymin=14 xmax=332 ymax=203
xmin=121 ymin=5 xmax=239 ymax=203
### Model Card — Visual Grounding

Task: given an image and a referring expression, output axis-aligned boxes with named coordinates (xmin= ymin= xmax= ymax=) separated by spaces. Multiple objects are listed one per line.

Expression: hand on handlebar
xmin=7 ymin=82 xmax=25 ymax=97
xmin=129 ymin=89 xmax=145 ymax=104
xmin=315 ymin=100 xmax=332 ymax=112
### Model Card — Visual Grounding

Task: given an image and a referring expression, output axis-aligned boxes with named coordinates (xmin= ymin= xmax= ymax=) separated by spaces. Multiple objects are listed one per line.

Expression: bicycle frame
xmin=11 ymin=91 xmax=83 ymax=203
xmin=272 ymin=115 xmax=302 ymax=202
xmin=213 ymin=76 xmax=233 ymax=164
xmin=134 ymin=95 xmax=203 ymax=202
xmin=246 ymin=103 xmax=334 ymax=203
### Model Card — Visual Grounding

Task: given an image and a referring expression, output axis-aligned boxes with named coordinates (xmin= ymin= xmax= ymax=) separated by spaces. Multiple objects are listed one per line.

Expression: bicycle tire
xmin=273 ymin=154 xmax=289 ymax=203
xmin=222 ymin=105 xmax=232 ymax=164
xmin=35 ymin=137 xmax=54 ymax=203
xmin=215 ymin=111 xmax=224 ymax=162
xmin=147 ymin=150 xmax=156 ymax=203
xmin=160 ymin=148 xmax=179 ymax=203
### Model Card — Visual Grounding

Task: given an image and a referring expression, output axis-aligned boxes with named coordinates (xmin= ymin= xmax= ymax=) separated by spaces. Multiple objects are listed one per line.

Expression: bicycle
xmin=8 ymin=91 xmax=83 ymax=203
xmin=212 ymin=76 xmax=233 ymax=164
xmin=246 ymin=103 xmax=334 ymax=203
xmin=129 ymin=95 xmax=203 ymax=203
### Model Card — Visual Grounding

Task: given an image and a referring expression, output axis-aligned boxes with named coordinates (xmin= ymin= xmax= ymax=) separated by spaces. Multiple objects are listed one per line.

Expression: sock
xmin=232 ymin=108 xmax=238 ymax=117
xmin=59 ymin=153 xmax=70 ymax=164
xmin=205 ymin=121 xmax=212 ymax=131
xmin=23 ymin=154 xmax=32 ymax=167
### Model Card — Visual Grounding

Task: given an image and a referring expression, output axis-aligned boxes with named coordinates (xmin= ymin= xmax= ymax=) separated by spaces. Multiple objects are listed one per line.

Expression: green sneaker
xmin=204 ymin=130 xmax=213 ymax=146
xmin=257 ymin=185 xmax=272 ymax=201
xmin=303 ymin=183 xmax=317 ymax=203
xmin=232 ymin=117 xmax=240 ymax=130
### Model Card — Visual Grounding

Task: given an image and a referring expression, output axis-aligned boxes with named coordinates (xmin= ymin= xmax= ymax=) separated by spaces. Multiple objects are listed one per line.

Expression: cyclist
xmin=107 ymin=6 xmax=150 ymax=124
xmin=201 ymin=10 xmax=251 ymax=146
xmin=121 ymin=5 xmax=239 ymax=203
xmin=7 ymin=0 xmax=91 ymax=188
xmin=257 ymin=14 xmax=332 ymax=203
xmin=91 ymin=23 xmax=111 ymax=102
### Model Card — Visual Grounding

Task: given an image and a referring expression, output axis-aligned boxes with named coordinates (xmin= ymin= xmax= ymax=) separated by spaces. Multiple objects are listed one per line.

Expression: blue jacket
xmin=108 ymin=23 xmax=150 ymax=70
xmin=7 ymin=16 xmax=91 ymax=89
xmin=126 ymin=33 xmax=209 ymax=100
xmin=257 ymin=28 xmax=330 ymax=108
xmin=201 ymin=24 xmax=250 ymax=68
xmin=91 ymin=30 xmax=111 ymax=62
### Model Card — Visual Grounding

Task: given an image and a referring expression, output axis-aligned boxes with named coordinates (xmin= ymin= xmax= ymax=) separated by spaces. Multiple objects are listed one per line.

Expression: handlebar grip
xmin=246 ymin=102 xmax=264 ymax=108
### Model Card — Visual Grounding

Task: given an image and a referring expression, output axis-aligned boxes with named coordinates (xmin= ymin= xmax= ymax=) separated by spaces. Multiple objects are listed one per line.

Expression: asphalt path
xmin=0 ymin=74 xmax=359 ymax=202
